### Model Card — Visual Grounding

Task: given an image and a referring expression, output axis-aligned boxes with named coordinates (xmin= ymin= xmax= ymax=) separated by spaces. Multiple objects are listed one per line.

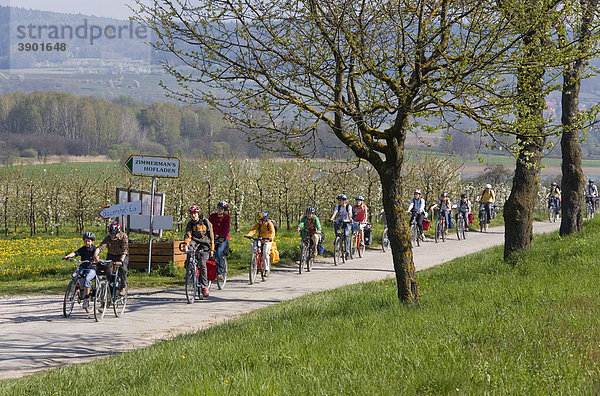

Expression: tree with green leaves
xmin=134 ymin=0 xmax=531 ymax=301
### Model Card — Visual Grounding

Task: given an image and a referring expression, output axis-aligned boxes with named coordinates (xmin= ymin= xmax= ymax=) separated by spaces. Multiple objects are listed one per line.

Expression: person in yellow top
xmin=245 ymin=211 xmax=275 ymax=276
xmin=476 ymin=184 xmax=495 ymax=224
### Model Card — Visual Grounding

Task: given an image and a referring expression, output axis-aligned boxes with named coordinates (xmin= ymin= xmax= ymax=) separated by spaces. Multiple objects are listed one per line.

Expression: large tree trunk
xmin=560 ymin=65 xmax=584 ymax=235
xmin=504 ymin=136 xmax=545 ymax=260
xmin=380 ymin=162 xmax=419 ymax=302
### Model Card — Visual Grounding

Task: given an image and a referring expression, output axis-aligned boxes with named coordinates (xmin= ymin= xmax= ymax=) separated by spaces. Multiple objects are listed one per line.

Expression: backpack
xmin=269 ymin=219 xmax=278 ymax=233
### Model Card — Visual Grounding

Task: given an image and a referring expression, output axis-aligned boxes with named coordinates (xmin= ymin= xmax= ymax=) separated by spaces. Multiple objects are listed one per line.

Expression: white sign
xmin=125 ymin=156 xmax=179 ymax=178
xmin=129 ymin=215 xmax=174 ymax=230
xmin=99 ymin=200 xmax=142 ymax=219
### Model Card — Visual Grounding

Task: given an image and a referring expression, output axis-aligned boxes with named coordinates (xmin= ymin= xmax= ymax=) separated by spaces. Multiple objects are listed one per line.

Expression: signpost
xmin=98 ymin=200 xmax=142 ymax=219
xmin=125 ymin=155 xmax=180 ymax=273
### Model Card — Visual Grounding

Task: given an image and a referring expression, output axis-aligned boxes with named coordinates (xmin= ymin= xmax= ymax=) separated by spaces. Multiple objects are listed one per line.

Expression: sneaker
xmin=217 ymin=274 xmax=224 ymax=281
xmin=345 ymin=253 xmax=350 ymax=259
xmin=82 ymin=297 xmax=89 ymax=310
xmin=119 ymin=288 xmax=127 ymax=296
xmin=264 ymin=270 xmax=270 ymax=277
xmin=202 ymin=288 xmax=209 ymax=298
xmin=421 ymin=233 xmax=425 ymax=240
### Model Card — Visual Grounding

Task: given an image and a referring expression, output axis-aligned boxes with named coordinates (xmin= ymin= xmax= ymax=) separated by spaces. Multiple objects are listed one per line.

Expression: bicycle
xmin=351 ymin=222 xmax=366 ymax=258
xmin=381 ymin=225 xmax=389 ymax=252
xmin=63 ymin=259 xmax=88 ymax=318
xmin=548 ymin=198 xmax=557 ymax=223
xmin=409 ymin=210 xmax=422 ymax=247
xmin=456 ymin=212 xmax=466 ymax=240
xmin=479 ymin=203 xmax=489 ymax=232
xmin=92 ymin=259 xmax=113 ymax=322
xmin=107 ymin=260 xmax=128 ymax=317
xmin=208 ymin=239 xmax=228 ymax=290
xmin=333 ymin=222 xmax=349 ymax=266
xmin=586 ymin=197 xmax=596 ymax=220
xmin=180 ymin=242 xmax=202 ymax=304
xmin=63 ymin=259 xmax=108 ymax=322
xmin=299 ymin=234 xmax=316 ymax=274
xmin=434 ymin=210 xmax=448 ymax=243
xmin=245 ymin=236 xmax=270 ymax=284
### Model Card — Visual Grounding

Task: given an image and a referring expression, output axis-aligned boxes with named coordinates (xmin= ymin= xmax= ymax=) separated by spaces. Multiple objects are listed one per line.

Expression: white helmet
xmin=485 ymin=184 xmax=492 ymax=189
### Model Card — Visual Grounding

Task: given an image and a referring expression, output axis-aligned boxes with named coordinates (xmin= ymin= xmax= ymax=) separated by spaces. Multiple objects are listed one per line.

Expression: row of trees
xmin=0 ymin=156 xmax=526 ymax=238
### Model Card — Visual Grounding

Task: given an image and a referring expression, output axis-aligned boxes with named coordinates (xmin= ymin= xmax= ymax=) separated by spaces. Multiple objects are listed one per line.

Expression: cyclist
xmin=585 ymin=179 xmax=598 ymax=212
xmin=407 ymin=189 xmax=426 ymax=239
xmin=430 ymin=192 xmax=453 ymax=232
xmin=62 ymin=232 xmax=100 ymax=310
xmin=352 ymin=195 xmax=368 ymax=247
xmin=330 ymin=194 xmax=353 ymax=259
xmin=208 ymin=201 xmax=231 ymax=280
xmin=182 ymin=205 xmax=215 ymax=299
xmin=245 ymin=211 xmax=276 ymax=276
xmin=545 ymin=182 xmax=561 ymax=219
xmin=476 ymin=184 xmax=495 ymax=224
xmin=296 ymin=206 xmax=322 ymax=257
xmin=454 ymin=194 xmax=472 ymax=232
xmin=97 ymin=221 xmax=129 ymax=296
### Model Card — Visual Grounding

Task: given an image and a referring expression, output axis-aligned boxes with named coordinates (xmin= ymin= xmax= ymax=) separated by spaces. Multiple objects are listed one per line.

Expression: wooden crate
xmin=128 ymin=240 xmax=187 ymax=270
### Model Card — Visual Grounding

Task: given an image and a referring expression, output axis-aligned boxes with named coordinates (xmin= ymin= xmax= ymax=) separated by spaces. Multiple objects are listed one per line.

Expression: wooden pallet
xmin=128 ymin=241 xmax=186 ymax=270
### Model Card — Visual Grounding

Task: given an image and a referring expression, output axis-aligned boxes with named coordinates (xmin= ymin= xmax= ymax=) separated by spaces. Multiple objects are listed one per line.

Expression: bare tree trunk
xmin=560 ymin=65 xmax=584 ymax=235
xmin=380 ymin=162 xmax=419 ymax=302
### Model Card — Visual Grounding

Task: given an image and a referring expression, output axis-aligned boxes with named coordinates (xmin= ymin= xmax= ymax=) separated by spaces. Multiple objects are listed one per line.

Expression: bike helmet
xmin=188 ymin=205 xmax=200 ymax=213
xmin=414 ymin=189 xmax=421 ymax=195
xmin=355 ymin=195 xmax=365 ymax=201
xmin=256 ymin=211 xmax=269 ymax=221
xmin=337 ymin=194 xmax=347 ymax=200
xmin=108 ymin=221 xmax=121 ymax=235
xmin=551 ymin=182 xmax=558 ymax=187
xmin=305 ymin=206 xmax=316 ymax=214
xmin=460 ymin=193 xmax=468 ymax=199
xmin=485 ymin=184 xmax=492 ymax=189
xmin=82 ymin=231 xmax=95 ymax=241
xmin=441 ymin=192 xmax=448 ymax=198
xmin=589 ymin=179 xmax=594 ymax=183
xmin=217 ymin=200 xmax=229 ymax=209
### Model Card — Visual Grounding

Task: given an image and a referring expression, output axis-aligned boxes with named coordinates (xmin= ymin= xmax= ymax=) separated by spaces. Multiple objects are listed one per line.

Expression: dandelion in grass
xmin=181 ymin=355 xmax=186 ymax=359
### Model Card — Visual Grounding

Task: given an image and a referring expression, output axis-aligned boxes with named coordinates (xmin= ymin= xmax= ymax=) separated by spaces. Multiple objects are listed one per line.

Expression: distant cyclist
xmin=330 ymin=194 xmax=353 ymax=259
xmin=545 ymin=182 xmax=561 ymax=219
xmin=454 ymin=194 xmax=472 ymax=231
xmin=352 ymin=195 xmax=368 ymax=247
xmin=296 ymin=206 xmax=322 ymax=257
xmin=62 ymin=232 xmax=100 ymax=310
xmin=97 ymin=221 xmax=129 ymax=297
xmin=209 ymin=201 xmax=231 ymax=280
xmin=585 ymin=179 xmax=598 ymax=212
xmin=407 ymin=189 xmax=426 ymax=239
xmin=245 ymin=211 xmax=275 ymax=276
xmin=476 ymin=184 xmax=495 ymax=224
xmin=182 ymin=205 xmax=215 ymax=299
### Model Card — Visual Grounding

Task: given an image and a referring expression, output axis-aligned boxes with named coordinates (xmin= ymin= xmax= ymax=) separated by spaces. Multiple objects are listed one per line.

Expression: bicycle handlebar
xmin=244 ymin=235 xmax=271 ymax=242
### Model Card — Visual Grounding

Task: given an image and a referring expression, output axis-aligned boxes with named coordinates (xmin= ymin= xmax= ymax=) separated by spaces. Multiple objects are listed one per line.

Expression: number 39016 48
xmin=17 ymin=42 xmax=67 ymax=51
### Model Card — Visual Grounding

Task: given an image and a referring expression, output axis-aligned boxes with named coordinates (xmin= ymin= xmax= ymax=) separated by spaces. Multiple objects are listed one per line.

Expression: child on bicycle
xmin=62 ymin=232 xmax=100 ymax=310
xmin=585 ymin=179 xmax=597 ymax=211
xmin=209 ymin=201 xmax=231 ymax=280
xmin=476 ymin=184 xmax=495 ymax=224
xmin=407 ymin=189 xmax=426 ymax=238
xmin=430 ymin=192 xmax=453 ymax=232
xmin=352 ymin=195 xmax=368 ymax=247
xmin=296 ymin=206 xmax=322 ymax=257
xmin=545 ymin=182 xmax=561 ymax=219
xmin=245 ymin=211 xmax=276 ymax=276
xmin=182 ymin=205 xmax=215 ymax=299
xmin=454 ymin=194 xmax=472 ymax=231
xmin=330 ymin=194 xmax=353 ymax=259
xmin=97 ymin=221 xmax=129 ymax=296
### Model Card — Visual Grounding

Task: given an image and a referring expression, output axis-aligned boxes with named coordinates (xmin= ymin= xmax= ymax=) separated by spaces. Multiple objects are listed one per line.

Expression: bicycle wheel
xmin=411 ymin=224 xmax=420 ymax=247
xmin=358 ymin=234 xmax=365 ymax=258
xmin=479 ymin=211 xmax=486 ymax=232
xmin=350 ymin=232 xmax=357 ymax=259
xmin=249 ymin=252 xmax=258 ymax=284
xmin=441 ymin=221 xmax=446 ymax=242
xmin=185 ymin=265 xmax=198 ymax=303
xmin=299 ymin=242 xmax=308 ymax=274
xmin=457 ymin=218 xmax=464 ymax=240
xmin=435 ymin=220 xmax=441 ymax=243
xmin=382 ymin=228 xmax=389 ymax=252
xmin=217 ymin=257 xmax=227 ymax=290
xmin=63 ymin=278 xmax=78 ymax=318
xmin=307 ymin=247 xmax=314 ymax=272
xmin=112 ymin=269 xmax=128 ymax=317
xmin=94 ymin=278 xmax=108 ymax=322
xmin=333 ymin=236 xmax=342 ymax=266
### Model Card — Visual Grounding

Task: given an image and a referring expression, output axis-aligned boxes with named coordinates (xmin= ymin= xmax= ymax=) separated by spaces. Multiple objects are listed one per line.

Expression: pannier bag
xmin=468 ymin=213 xmax=474 ymax=224
xmin=270 ymin=241 xmax=280 ymax=263
xmin=206 ymin=259 xmax=217 ymax=282
xmin=422 ymin=218 xmax=431 ymax=231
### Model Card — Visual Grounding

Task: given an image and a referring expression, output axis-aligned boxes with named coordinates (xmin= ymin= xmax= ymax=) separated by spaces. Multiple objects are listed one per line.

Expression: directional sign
xmin=99 ymin=200 xmax=142 ymax=219
xmin=130 ymin=215 xmax=173 ymax=230
xmin=125 ymin=156 xmax=179 ymax=178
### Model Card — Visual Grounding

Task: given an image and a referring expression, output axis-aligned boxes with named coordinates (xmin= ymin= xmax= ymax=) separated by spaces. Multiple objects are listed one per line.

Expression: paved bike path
xmin=0 ymin=221 xmax=560 ymax=379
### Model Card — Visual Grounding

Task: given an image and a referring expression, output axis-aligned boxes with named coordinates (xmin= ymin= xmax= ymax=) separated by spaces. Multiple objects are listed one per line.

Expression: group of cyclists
xmin=64 ymin=178 xmax=597 ymax=314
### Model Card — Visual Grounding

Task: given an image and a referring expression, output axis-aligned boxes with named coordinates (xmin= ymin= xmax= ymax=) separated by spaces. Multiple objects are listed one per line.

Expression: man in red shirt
xmin=208 ymin=201 xmax=231 ymax=280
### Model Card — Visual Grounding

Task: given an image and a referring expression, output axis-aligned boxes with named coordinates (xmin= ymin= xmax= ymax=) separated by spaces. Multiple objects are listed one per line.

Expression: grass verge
xmin=2 ymin=219 xmax=600 ymax=393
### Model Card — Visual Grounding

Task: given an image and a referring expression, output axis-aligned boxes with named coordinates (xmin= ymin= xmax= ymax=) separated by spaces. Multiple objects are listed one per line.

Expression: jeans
xmin=334 ymin=221 xmax=352 ymax=255
xmin=215 ymin=239 xmax=229 ymax=275
xmin=458 ymin=210 xmax=469 ymax=228
xmin=78 ymin=268 xmax=96 ymax=288
xmin=411 ymin=211 xmax=424 ymax=234
xmin=547 ymin=197 xmax=560 ymax=214
xmin=440 ymin=209 xmax=453 ymax=229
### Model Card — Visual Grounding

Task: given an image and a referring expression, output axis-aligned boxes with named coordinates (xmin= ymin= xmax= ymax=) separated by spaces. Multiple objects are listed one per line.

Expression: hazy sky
xmin=5 ymin=0 xmax=138 ymax=20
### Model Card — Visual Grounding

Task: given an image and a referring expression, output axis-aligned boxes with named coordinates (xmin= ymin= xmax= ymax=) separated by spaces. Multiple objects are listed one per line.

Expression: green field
xmin=2 ymin=218 xmax=599 ymax=393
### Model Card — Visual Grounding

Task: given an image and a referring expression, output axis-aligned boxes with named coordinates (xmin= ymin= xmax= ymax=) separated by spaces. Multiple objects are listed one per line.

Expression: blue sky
xmin=5 ymin=0 xmax=138 ymax=20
